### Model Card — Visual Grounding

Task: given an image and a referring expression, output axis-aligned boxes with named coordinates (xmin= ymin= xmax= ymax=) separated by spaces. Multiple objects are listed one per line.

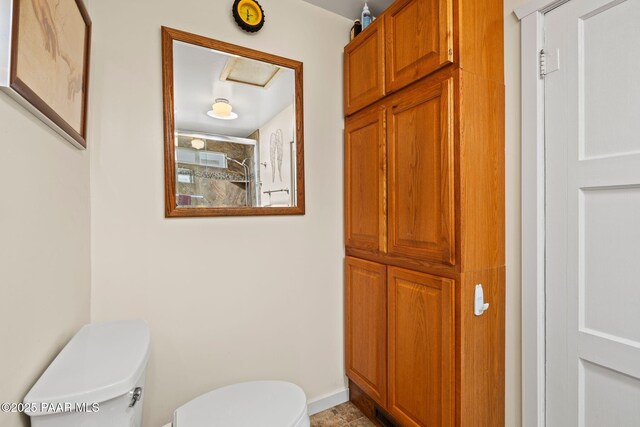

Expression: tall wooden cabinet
xmin=344 ymin=0 xmax=505 ymax=426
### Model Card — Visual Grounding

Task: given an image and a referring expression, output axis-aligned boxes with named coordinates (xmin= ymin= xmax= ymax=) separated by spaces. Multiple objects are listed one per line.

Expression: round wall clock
xmin=232 ymin=0 xmax=265 ymax=33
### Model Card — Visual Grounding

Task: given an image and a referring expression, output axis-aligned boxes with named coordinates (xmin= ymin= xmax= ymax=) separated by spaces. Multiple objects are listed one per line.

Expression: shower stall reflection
xmin=175 ymin=132 xmax=259 ymax=208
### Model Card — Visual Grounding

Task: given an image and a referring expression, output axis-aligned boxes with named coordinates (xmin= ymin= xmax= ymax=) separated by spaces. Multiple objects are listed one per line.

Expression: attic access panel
xmin=220 ymin=57 xmax=282 ymax=88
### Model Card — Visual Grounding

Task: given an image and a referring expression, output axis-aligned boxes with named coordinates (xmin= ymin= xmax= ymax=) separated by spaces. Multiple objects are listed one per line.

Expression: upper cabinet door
xmin=385 ymin=0 xmax=453 ymax=93
xmin=345 ymin=106 xmax=387 ymax=253
xmin=344 ymin=19 xmax=386 ymax=116
xmin=387 ymin=77 xmax=455 ymax=265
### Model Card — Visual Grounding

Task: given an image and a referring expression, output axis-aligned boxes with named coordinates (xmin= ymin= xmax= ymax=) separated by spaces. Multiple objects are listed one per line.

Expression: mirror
xmin=162 ymin=27 xmax=305 ymax=217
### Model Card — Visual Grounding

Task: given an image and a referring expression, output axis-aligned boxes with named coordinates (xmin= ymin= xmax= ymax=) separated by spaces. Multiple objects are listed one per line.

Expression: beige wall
xmin=0 ymin=73 xmax=91 ymax=426
xmin=88 ymin=0 xmax=351 ymax=426
xmin=505 ymin=0 xmax=527 ymax=426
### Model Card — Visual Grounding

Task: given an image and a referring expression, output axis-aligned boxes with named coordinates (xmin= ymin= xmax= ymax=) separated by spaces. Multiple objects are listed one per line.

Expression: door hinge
xmin=539 ymin=49 xmax=546 ymax=79
xmin=539 ymin=48 xmax=560 ymax=79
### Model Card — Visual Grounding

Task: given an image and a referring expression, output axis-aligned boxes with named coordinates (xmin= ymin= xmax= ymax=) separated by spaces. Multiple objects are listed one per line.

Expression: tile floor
xmin=310 ymin=401 xmax=375 ymax=426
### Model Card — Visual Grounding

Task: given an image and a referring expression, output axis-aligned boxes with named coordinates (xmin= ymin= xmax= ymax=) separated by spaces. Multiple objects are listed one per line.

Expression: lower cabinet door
xmin=387 ymin=267 xmax=455 ymax=427
xmin=345 ymin=257 xmax=387 ymax=406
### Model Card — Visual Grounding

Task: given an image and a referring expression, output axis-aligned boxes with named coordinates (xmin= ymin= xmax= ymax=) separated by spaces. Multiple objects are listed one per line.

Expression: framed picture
xmin=0 ymin=0 xmax=91 ymax=149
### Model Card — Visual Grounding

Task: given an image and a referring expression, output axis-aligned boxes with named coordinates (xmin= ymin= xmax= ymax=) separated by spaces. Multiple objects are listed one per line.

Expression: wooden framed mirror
xmin=161 ymin=27 xmax=305 ymax=217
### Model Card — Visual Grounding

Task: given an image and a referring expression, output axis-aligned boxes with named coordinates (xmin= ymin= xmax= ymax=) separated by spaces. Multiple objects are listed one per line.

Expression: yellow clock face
xmin=238 ymin=0 xmax=262 ymax=25
xmin=233 ymin=0 xmax=265 ymax=32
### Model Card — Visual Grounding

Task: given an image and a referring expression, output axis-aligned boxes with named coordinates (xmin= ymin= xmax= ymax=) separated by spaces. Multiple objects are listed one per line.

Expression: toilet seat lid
xmin=173 ymin=381 xmax=308 ymax=427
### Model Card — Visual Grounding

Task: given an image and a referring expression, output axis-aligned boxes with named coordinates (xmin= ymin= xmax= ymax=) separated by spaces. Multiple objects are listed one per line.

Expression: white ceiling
xmin=301 ymin=0 xmax=394 ymax=20
xmin=173 ymin=41 xmax=295 ymax=138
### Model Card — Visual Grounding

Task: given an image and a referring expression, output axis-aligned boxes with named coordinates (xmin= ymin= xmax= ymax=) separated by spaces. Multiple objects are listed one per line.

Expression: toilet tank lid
xmin=23 ymin=320 xmax=150 ymax=415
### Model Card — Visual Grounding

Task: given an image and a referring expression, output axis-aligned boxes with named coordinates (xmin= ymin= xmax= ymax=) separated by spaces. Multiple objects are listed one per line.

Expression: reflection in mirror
xmin=175 ymin=132 xmax=260 ymax=207
xmin=162 ymin=27 xmax=304 ymax=217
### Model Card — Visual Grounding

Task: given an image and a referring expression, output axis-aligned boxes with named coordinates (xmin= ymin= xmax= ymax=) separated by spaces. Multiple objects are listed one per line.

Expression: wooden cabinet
xmin=345 ymin=257 xmax=387 ymax=406
xmin=345 ymin=106 xmax=386 ymax=252
xmin=387 ymin=267 xmax=454 ymax=427
xmin=387 ymin=77 xmax=455 ymax=265
xmin=344 ymin=75 xmax=455 ymax=265
xmin=344 ymin=18 xmax=385 ymax=116
xmin=385 ymin=0 xmax=453 ymax=93
xmin=344 ymin=1 xmax=504 ymax=426
xmin=345 ymin=70 xmax=505 ymax=273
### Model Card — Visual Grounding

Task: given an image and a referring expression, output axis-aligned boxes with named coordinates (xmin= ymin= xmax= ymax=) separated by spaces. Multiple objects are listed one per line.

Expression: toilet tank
xmin=23 ymin=320 xmax=151 ymax=427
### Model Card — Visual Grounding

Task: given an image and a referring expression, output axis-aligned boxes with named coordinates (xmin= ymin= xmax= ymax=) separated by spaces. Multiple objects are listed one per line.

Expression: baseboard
xmin=307 ymin=387 xmax=350 ymax=415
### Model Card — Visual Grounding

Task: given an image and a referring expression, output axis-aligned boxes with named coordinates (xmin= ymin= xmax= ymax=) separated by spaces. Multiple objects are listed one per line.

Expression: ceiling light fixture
xmin=207 ymin=98 xmax=238 ymax=120
xmin=191 ymin=139 xmax=205 ymax=150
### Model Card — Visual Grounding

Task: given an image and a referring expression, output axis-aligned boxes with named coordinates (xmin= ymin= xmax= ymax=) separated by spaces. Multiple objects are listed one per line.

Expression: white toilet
xmin=24 ymin=320 xmax=310 ymax=427
xmin=170 ymin=381 xmax=310 ymax=427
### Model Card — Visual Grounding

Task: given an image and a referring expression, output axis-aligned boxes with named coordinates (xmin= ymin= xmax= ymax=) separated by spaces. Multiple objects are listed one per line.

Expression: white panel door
xmin=545 ymin=1 xmax=640 ymax=426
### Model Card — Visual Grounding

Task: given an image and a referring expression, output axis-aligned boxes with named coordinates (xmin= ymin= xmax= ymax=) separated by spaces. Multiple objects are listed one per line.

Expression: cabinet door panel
xmin=345 ymin=107 xmax=386 ymax=252
xmin=385 ymin=0 xmax=453 ymax=93
xmin=388 ymin=267 xmax=454 ymax=427
xmin=345 ymin=19 xmax=385 ymax=115
xmin=345 ymin=257 xmax=387 ymax=406
xmin=388 ymin=77 xmax=455 ymax=265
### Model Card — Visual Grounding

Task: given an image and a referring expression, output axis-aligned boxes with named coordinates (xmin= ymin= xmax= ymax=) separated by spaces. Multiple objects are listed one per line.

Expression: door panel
xmin=583 ymin=361 xmax=640 ymax=427
xmin=581 ymin=0 xmax=640 ymax=159
xmin=545 ymin=1 xmax=640 ymax=425
xmin=345 ymin=18 xmax=385 ymax=115
xmin=582 ymin=187 xmax=640 ymax=343
xmin=385 ymin=0 xmax=453 ymax=93
xmin=387 ymin=267 xmax=454 ymax=427
xmin=345 ymin=107 xmax=386 ymax=252
xmin=345 ymin=257 xmax=387 ymax=406
xmin=387 ymin=77 xmax=455 ymax=265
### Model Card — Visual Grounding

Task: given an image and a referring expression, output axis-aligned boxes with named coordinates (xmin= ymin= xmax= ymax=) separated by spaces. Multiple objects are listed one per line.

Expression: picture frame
xmin=0 ymin=0 xmax=91 ymax=149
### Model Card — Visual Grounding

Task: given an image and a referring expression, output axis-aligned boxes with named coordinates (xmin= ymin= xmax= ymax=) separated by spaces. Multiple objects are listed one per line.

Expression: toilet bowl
xmin=24 ymin=320 xmax=309 ymax=427
xmin=171 ymin=381 xmax=310 ymax=427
